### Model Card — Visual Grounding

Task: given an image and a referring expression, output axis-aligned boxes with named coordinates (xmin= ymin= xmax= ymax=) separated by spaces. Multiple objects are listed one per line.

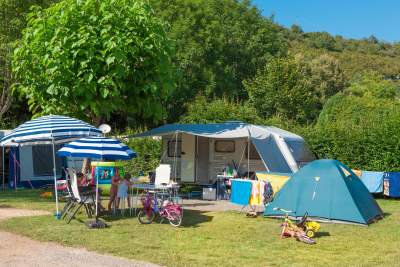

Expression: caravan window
xmin=245 ymin=143 xmax=261 ymax=160
xmin=167 ymin=140 xmax=181 ymax=158
xmin=215 ymin=140 xmax=235 ymax=153
xmin=32 ymin=145 xmax=63 ymax=176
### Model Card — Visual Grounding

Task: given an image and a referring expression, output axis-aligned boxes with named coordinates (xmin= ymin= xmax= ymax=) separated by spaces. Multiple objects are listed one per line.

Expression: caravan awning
xmin=132 ymin=122 xmax=302 ymax=140
xmin=132 ymin=122 xmax=309 ymax=173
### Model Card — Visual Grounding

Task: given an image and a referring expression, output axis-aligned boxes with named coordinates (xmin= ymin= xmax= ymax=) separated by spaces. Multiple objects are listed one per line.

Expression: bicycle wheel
xmin=138 ymin=209 xmax=155 ymax=224
xmin=168 ymin=210 xmax=183 ymax=227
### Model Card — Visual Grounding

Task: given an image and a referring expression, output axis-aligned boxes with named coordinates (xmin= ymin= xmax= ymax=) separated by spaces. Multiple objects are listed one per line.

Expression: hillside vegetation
xmin=1 ymin=0 xmax=399 ymax=171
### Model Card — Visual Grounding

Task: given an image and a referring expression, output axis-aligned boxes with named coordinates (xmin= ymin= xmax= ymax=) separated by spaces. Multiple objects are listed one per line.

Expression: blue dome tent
xmin=264 ymin=159 xmax=383 ymax=225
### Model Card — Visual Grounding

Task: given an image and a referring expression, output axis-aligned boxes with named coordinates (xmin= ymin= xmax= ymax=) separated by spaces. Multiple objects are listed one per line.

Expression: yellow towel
xmin=256 ymin=173 xmax=290 ymax=195
xmin=249 ymin=181 xmax=262 ymax=205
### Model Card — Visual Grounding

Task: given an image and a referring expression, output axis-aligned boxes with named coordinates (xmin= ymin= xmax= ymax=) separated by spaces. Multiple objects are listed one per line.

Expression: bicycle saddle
xmin=297 ymin=212 xmax=308 ymax=227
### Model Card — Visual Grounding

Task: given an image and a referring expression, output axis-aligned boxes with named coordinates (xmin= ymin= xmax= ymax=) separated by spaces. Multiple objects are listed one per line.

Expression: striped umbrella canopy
xmin=57 ymin=136 xmax=136 ymax=160
xmin=0 ymin=115 xmax=102 ymax=146
xmin=57 ymin=136 xmax=136 ymax=220
xmin=0 ymin=115 xmax=102 ymax=217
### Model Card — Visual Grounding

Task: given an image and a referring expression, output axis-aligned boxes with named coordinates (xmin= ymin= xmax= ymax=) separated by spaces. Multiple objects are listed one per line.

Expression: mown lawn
xmin=0 ymin=189 xmax=399 ymax=267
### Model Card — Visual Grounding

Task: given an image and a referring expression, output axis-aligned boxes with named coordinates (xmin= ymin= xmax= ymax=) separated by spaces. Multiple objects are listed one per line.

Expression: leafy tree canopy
xmin=150 ymin=0 xmax=287 ymax=119
xmin=13 ymin=0 xmax=174 ymax=125
xmin=344 ymin=72 xmax=399 ymax=99
xmin=180 ymin=95 xmax=261 ymax=124
xmin=0 ymin=0 xmax=57 ymax=123
xmin=245 ymin=54 xmax=346 ymax=124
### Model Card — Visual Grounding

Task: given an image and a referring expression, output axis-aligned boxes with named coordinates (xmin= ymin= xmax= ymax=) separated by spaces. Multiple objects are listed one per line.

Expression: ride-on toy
xmin=273 ymin=207 xmax=320 ymax=245
xmin=297 ymin=212 xmax=320 ymax=238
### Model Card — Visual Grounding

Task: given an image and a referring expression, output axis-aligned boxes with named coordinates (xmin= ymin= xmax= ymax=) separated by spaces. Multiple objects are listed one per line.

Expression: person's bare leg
xmin=108 ymin=193 xmax=116 ymax=211
xmin=127 ymin=196 xmax=131 ymax=208
xmin=116 ymin=197 xmax=120 ymax=209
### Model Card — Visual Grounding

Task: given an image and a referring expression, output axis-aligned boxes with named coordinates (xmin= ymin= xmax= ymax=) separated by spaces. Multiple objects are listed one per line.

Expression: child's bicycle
xmin=273 ymin=207 xmax=317 ymax=245
xmin=137 ymin=191 xmax=183 ymax=227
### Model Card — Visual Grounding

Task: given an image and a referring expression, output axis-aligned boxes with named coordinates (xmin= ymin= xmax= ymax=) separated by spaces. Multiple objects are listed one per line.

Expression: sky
xmin=252 ymin=0 xmax=399 ymax=43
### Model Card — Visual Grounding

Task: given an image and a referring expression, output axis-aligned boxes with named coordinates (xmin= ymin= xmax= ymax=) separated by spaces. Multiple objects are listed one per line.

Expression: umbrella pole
xmin=2 ymin=146 xmax=4 ymax=191
xmin=247 ymin=136 xmax=250 ymax=179
xmin=14 ymin=147 xmax=17 ymax=192
xmin=95 ymin=159 xmax=99 ymax=220
xmin=52 ymin=141 xmax=60 ymax=218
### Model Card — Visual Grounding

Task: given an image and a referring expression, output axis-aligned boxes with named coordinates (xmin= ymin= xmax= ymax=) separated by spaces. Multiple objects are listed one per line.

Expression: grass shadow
xmin=0 ymin=189 xmax=54 ymax=203
xmin=182 ymin=203 xmax=219 ymax=207
xmin=99 ymin=208 xmax=213 ymax=228
xmin=180 ymin=209 xmax=213 ymax=228
xmin=315 ymin=231 xmax=331 ymax=238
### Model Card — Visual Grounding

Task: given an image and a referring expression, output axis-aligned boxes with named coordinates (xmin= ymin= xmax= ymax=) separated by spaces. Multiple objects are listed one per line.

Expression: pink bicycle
xmin=138 ymin=192 xmax=183 ymax=227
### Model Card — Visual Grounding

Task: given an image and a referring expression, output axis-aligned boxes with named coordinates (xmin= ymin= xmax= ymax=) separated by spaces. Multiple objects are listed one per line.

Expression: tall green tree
xmin=0 ymin=0 xmax=57 ymax=124
xmin=179 ymin=94 xmax=261 ymax=124
xmin=245 ymin=54 xmax=347 ymax=124
xmin=245 ymin=56 xmax=320 ymax=123
xmin=150 ymin=0 xmax=287 ymax=119
xmin=13 ymin=0 xmax=174 ymax=125
xmin=308 ymin=54 xmax=347 ymax=103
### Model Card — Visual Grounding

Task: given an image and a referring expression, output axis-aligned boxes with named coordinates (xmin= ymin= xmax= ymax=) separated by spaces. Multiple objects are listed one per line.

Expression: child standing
xmin=116 ymin=173 xmax=132 ymax=210
xmin=108 ymin=169 xmax=120 ymax=211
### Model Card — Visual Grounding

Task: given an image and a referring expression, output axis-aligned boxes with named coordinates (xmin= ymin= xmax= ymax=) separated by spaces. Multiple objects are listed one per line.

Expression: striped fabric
xmin=0 ymin=115 xmax=102 ymax=146
xmin=57 ymin=137 xmax=136 ymax=160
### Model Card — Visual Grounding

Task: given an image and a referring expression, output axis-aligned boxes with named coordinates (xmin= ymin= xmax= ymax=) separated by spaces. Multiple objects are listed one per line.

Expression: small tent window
xmin=32 ymin=145 xmax=63 ymax=176
xmin=167 ymin=140 xmax=181 ymax=158
xmin=245 ymin=142 xmax=261 ymax=160
xmin=215 ymin=140 xmax=235 ymax=153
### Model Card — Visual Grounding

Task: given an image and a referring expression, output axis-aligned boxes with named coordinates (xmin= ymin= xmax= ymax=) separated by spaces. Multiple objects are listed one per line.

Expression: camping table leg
xmin=130 ymin=187 xmax=133 ymax=216
xmin=134 ymin=187 xmax=139 ymax=216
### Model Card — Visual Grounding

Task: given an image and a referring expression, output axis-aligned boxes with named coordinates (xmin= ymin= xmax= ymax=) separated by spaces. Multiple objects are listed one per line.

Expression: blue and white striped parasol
xmin=0 ymin=115 xmax=102 ymax=146
xmin=57 ymin=136 xmax=136 ymax=221
xmin=57 ymin=136 xmax=136 ymax=160
xmin=0 ymin=115 xmax=102 ymax=218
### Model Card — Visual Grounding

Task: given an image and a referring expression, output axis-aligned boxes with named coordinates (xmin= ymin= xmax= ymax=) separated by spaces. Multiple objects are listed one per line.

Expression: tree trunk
xmin=89 ymin=112 xmax=104 ymax=127
xmin=0 ymin=47 xmax=13 ymax=119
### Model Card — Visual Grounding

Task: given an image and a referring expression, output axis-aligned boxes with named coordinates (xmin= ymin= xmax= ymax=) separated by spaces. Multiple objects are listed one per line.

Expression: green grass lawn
xmin=0 ymin=189 xmax=399 ymax=267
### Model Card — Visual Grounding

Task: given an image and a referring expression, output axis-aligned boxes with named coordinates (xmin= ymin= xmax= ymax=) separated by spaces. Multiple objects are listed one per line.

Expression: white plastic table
xmin=130 ymin=183 xmax=180 ymax=215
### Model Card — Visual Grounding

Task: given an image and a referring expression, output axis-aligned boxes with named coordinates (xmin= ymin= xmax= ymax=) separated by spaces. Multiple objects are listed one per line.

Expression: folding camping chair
xmin=59 ymin=168 xmax=75 ymax=218
xmin=63 ymin=169 xmax=96 ymax=223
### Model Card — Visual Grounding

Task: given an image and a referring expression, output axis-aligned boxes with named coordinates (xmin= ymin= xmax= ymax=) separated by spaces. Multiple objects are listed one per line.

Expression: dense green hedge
xmin=303 ymin=93 xmax=400 ymax=171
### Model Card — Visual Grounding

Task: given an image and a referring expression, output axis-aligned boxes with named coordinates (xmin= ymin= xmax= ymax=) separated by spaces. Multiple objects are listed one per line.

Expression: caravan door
xmin=180 ymin=133 xmax=195 ymax=182
xmin=196 ymin=136 xmax=209 ymax=184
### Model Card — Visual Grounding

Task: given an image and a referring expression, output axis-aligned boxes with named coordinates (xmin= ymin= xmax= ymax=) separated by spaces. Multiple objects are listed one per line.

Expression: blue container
xmin=384 ymin=172 xmax=400 ymax=197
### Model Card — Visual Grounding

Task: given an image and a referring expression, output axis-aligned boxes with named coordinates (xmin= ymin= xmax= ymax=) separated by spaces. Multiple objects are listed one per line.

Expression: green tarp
xmin=264 ymin=159 xmax=383 ymax=225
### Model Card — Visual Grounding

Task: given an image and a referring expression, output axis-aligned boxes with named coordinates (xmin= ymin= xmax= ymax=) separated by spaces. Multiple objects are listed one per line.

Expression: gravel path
xmin=0 ymin=208 xmax=160 ymax=267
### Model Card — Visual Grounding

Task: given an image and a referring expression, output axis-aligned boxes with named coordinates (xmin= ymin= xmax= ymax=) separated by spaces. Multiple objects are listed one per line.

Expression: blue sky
xmin=252 ymin=0 xmax=399 ymax=43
